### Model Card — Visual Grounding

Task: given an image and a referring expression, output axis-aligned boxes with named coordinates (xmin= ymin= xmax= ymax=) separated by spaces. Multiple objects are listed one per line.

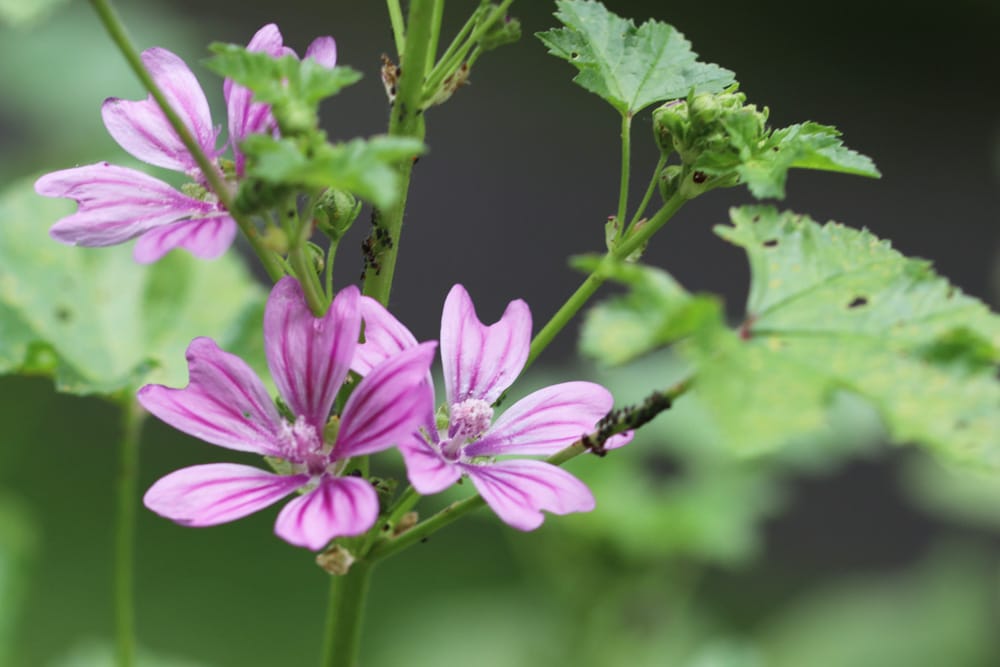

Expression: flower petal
xmin=441 ymin=285 xmax=531 ymax=405
xmin=353 ymin=296 xmax=419 ymax=375
xmin=36 ymin=162 xmax=214 ymax=248
xmin=144 ymin=463 xmax=306 ymax=526
xmin=465 ymin=460 xmax=595 ymax=531
xmin=132 ymin=215 xmax=237 ymax=263
xmin=304 ymin=36 xmax=337 ymax=68
xmin=336 ymin=342 xmax=437 ymax=458
xmin=102 ymin=48 xmax=217 ymax=172
xmin=264 ymin=279 xmax=359 ymax=429
xmin=603 ymin=431 xmax=634 ymax=450
xmin=274 ymin=476 xmax=378 ymax=550
xmin=226 ymin=24 xmax=285 ymax=175
xmin=137 ymin=337 xmax=282 ymax=455
xmin=399 ymin=438 xmax=462 ymax=495
xmin=466 ymin=382 xmax=615 ymax=457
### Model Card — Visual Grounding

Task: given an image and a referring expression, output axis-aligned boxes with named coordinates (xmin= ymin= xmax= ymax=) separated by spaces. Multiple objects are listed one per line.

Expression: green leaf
xmin=537 ymin=0 xmax=734 ymax=115
xmin=205 ymin=44 xmax=361 ymax=107
xmin=719 ymin=121 xmax=881 ymax=199
xmin=574 ymin=255 xmax=721 ymax=365
xmin=0 ymin=496 xmax=36 ymax=665
xmin=243 ymin=135 xmax=425 ymax=210
xmin=688 ymin=206 xmax=1000 ymax=463
xmin=0 ymin=178 xmax=266 ymax=399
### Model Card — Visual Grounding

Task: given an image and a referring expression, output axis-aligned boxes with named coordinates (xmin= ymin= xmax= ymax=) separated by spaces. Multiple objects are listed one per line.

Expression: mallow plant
xmin=0 ymin=0 xmax=997 ymax=666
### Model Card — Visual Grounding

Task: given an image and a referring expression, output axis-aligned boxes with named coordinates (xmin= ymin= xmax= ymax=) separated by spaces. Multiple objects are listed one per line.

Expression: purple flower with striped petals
xmin=353 ymin=285 xmax=633 ymax=531
xmin=139 ymin=277 xmax=436 ymax=550
xmin=35 ymin=24 xmax=335 ymax=263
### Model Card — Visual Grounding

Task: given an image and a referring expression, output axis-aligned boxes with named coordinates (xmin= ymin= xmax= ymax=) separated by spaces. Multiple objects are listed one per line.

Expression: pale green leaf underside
xmin=692 ymin=206 xmax=1000 ymax=463
xmin=0 ymin=179 xmax=266 ymax=398
xmin=537 ymin=0 xmax=734 ymax=115
xmin=0 ymin=0 xmax=69 ymax=27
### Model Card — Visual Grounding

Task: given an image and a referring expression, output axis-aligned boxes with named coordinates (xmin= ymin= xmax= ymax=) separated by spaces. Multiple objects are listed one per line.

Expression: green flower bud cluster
xmin=480 ymin=14 xmax=522 ymax=52
xmin=652 ymin=86 xmax=768 ymax=199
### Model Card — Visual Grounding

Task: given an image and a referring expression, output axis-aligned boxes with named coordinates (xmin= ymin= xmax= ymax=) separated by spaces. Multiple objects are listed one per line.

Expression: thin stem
xmin=88 ymin=0 xmax=284 ymax=282
xmin=289 ymin=246 xmax=327 ymax=315
xmin=615 ymin=113 xmax=632 ymax=234
xmin=386 ymin=0 xmax=406 ymax=56
xmin=425 ymin=0 xmax=446 ymax=72
xmin=321 ymin=561 xmax=374 ymax=667
xmin=363 ymin=0 xmax=440 ymax=306
xmin=423 ymin=0 xmax=513 ymax=98
xmin=114 ymin=399 xmax=144 ymax=667
xmin=628 ymin=154 xmax=667 ymax=231
xmin=425 ymin=2 xmax=486 ymax=88
xmin=523 ymin=192 xmax=687 ymax=371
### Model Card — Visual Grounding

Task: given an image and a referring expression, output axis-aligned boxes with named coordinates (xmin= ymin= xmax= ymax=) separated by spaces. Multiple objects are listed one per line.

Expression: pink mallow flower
xmin=35 ymin=24 xmax=336 ymax=263
xmin=353 ymin=285 xmax=633 ymax=531
xmin=139 ymin=277 xmax=436 ymax=550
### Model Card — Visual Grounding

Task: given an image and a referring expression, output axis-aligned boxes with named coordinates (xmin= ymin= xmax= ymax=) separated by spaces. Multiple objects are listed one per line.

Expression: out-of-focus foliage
xmin=0 ymin=179 xmax=266 ymax=398
xmin=0 ymin=0 xmax=69 ymax=27
xmin=0 ymin=495 xmax=35 ymax=666
xmin=49 ymin=641 xmax=211 ymax=667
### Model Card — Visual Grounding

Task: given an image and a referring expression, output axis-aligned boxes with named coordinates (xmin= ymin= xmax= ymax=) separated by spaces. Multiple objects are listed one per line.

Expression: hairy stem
xmin=114 ymin=400 xmax=144 ymax=667
xmin=363 ymin=0 xmax=439 ymax=306
xmin=321 ymin=561 xmax=374 ymax=667
xmin=88 ymin=0 xmax=284 ymax=282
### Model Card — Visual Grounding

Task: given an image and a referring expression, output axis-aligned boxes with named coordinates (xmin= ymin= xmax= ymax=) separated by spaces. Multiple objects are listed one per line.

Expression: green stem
xmin=363 ymin=0 xmax=439 ymax=306
xmin=386 ymin=0 xmax=406 ymax=56
xmin=425 ymin=0 xmax=446 ymax=72
xmin=615 ymin=113 xmax=632 ymax=233
xmin=523 ymin=192 xmax=687 ymax=371
xmin=628 ymin=154 xmax=666 ymax=231
xmin=88 ymin=0 xmax=284 ymax=282
xmin=114 ymin=400 xmax=144 ymax=667
xmin=289 ymin=246 xmax=327 ymax=315
xmin=423 ymin=0 xmax=513 ymax=98
xmin=320 ymin=561 xmax=374 ymax=667
xmin=425 ymin=2 xmax=486 ymax=88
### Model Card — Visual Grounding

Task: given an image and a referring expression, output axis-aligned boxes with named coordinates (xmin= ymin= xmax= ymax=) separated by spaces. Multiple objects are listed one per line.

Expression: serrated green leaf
xmin=740 ymin=122 xmax=880 ymax=199
xmin=205 ymin=44 xmax=361 ymax=106
xmin=574 ymin=255 xmax=721 ymax=365
xmin=243 ymin=135 xmax=425 ymax=210
xmin=537 ymin=0 xmax=734 ymax=115
xmin=688 ymin=206 xmax=1000 ymax=463
xmin=0 ymin=178 xmax=266 ymax=399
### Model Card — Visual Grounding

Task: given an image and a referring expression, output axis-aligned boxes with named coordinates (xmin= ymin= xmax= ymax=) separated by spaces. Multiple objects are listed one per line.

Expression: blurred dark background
xmin=0 ymin=0 xmax=998 ymax=665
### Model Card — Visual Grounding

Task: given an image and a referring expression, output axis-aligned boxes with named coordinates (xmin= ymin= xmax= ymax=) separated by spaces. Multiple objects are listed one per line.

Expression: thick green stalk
xmin=88 ymin=0 xmax=285 ymax=282
xmin=114 ymin=400 xmax=144 ymax=667
xmin=362 ymin=0 xmax=438 ymax=306
xmin=321 ymin=561 xmax=374 ymax=667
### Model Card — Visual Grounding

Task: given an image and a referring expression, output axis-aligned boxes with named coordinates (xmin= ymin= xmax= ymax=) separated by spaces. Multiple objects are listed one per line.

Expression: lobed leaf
xmin=206 ymin=44 xmax=361 ymax=107
xmin=537 ymin=0 xmax=734 ymax=115
xmin=0 ymin=179 xmax=266 ymax=399
xmin=243 ymin=135 xmax=425 ymax=210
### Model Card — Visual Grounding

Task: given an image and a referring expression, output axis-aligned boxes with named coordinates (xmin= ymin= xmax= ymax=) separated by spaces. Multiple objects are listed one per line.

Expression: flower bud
xmin=480 ymin=14 xmax=522 ymax=52
xmin=315 ymin=189 xmax=361 ymax=240
xmin=658 ymin=164 xmax=685 ymax=202
xmin=652 ymin=100 xmax=689 ymax=156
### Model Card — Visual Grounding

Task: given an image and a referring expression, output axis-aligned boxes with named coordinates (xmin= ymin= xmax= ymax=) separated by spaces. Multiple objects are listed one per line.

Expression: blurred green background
xmin=1 ymin=0 xmax=999 ymax=665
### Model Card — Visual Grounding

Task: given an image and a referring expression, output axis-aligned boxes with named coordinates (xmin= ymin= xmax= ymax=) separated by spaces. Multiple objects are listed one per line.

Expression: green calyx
xmin=315 ymin=189 xmax=362 ymax=240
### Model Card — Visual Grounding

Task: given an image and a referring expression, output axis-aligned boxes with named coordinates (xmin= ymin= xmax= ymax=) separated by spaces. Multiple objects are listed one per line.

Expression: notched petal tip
xmin=274 ymin=477 xmax=379 ymax=550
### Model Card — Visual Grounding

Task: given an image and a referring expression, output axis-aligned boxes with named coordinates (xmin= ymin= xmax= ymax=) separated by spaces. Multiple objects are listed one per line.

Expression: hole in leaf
xmin=763 ymin=239 xmax=778 ymax=248
xmin=570 ymin=51 xmax=579 ymax=59
xmin=848 ymin=296 xmax=869 ymax=309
